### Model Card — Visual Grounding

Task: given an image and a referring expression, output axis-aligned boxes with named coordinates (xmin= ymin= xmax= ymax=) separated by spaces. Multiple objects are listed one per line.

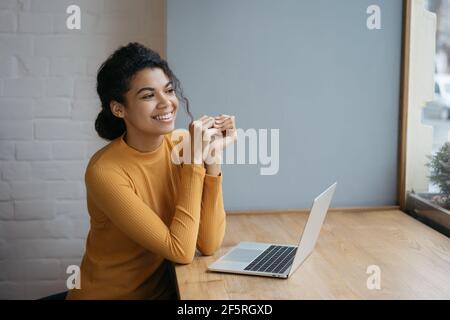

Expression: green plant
xmin=427 ymin=142 xmax=450 ymax=206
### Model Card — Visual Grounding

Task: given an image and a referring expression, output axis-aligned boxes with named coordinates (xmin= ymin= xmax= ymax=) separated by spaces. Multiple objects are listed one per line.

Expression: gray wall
xmin=168 ymin=0 xmax=403 ymax=211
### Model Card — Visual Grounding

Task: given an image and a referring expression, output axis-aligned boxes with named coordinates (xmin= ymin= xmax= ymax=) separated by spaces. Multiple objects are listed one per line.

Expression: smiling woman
xmin=65 ymin=42 xmax=236 ymax=300
xmin=109 ymin=67 xmax=180 ymax=152
xmin=94 ymin=42 xmax=193 ymax=143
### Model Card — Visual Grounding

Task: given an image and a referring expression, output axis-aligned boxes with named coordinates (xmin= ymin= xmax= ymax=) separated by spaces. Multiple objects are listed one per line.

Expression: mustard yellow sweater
xmin=66 ymin=131 xmax=226 ymax=300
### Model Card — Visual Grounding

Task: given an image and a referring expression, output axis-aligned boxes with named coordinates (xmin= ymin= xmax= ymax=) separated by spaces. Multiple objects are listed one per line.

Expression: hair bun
xmin=95 ymin=109 xmax=125 ymax=140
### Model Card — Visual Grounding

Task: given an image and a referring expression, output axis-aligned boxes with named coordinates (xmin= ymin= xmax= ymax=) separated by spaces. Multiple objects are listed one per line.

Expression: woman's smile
xmin=151 ymin=110 xmax=176 ymax=123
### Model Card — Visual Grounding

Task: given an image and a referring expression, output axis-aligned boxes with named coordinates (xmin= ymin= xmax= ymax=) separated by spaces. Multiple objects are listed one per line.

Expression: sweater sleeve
xmin=196 ymin=173 xmax=226 ymax=256
xmin=85 ymin=163 xmax=206 ymax=264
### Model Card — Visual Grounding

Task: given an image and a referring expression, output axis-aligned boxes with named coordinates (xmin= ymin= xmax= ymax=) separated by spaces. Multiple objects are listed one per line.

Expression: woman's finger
xmin=214 ymin=114 xmax=231 ymax=120
xmin=214 ymin=116 xmax=231 ymax=123
xmin=200 ymin=116 xmax=213 ymax=125
xmin=214 ymin=114 xmax=231 ymax=123
xmin=222 ymin=118 xmax=234 ymax=126
xmin=214 ymin=118 xmax=234 ymax=129
xmin=202 ymin=117 xmax=215 ymax=130
xmin=191 ymin=116 xmax=208 ymax=128
xmin=215 ymin=114 xmax=230 ymax=118
xmin=214 ymin=115 xmax=226 ymax=121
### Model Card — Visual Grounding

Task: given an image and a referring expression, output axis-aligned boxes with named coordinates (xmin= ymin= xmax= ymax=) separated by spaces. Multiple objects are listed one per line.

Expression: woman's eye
xmin=143 ymin=89 xmax=174 ymax=99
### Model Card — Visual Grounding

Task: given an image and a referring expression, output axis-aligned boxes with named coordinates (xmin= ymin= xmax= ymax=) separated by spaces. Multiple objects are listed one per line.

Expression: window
xmin=402 ymin=0 xmax=450 ymax=236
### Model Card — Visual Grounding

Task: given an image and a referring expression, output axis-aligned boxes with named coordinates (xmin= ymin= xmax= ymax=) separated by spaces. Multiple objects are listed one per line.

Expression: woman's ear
xmin=110 ymin=101 xmax=125 ymax=119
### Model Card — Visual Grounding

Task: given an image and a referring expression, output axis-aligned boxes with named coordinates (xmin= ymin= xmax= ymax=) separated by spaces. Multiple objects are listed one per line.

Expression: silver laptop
xmin=208 ymin=182 xmax=337 ymax=279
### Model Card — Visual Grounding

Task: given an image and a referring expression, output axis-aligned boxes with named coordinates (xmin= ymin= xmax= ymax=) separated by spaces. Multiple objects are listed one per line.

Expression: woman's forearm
xmin=197 ymin=173 xmax=226 ymax=255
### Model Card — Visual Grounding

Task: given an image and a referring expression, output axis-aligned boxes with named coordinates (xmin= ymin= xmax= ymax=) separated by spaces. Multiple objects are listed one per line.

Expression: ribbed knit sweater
xmin=66 ymin=131 xmax=226 ymax=300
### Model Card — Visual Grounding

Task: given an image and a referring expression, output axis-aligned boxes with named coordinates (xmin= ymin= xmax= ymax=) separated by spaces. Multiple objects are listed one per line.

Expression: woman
xmin=66 ymin=42 xmax=236 ymax=300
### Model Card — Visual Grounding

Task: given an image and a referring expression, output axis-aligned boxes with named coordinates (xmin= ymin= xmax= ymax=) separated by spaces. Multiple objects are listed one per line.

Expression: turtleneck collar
xmin=116 ymin=132 xmax=166 ymax=162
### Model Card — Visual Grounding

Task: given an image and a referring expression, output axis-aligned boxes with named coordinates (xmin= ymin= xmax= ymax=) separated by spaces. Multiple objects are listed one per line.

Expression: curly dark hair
xmin=95 ymin=42 xmax=193 ymax=140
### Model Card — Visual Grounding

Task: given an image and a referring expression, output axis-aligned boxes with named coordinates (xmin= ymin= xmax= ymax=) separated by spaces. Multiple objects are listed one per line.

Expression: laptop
xmin=207 ymin=182 xmax=337 ymax=279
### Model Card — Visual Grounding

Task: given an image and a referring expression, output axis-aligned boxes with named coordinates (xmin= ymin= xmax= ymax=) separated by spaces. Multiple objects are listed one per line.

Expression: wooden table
xmin=174 ymin=209 xmax=450 ymax=299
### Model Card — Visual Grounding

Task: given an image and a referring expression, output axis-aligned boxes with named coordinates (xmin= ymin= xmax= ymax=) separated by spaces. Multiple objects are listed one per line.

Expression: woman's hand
xmin=187 ymin=114 xmax=237 ymax=170
xmin=204 ymin=114 xmax=237 ymax=166
xmin=212 ymin=114 xmax=237 ymax=151
xmin=188 ymin=116 xmax=216 ymax=165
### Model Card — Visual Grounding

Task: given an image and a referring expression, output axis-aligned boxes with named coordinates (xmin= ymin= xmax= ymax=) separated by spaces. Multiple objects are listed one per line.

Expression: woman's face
xmin=114 ymin=67 xmax=179 ymax=136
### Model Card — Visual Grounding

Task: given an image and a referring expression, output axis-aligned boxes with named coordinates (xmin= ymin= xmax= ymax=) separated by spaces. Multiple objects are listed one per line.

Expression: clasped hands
xmin=188 ymin=114 xmax=237 ymax=166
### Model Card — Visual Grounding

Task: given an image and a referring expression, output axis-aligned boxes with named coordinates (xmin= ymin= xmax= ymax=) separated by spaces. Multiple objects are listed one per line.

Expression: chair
xmin=39 ymin=291 xmax=68 ymax=300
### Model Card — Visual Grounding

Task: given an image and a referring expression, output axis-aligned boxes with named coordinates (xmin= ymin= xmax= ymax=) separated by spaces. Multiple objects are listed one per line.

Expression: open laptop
xmin=208 ymin=182 xmax=337 ymax=279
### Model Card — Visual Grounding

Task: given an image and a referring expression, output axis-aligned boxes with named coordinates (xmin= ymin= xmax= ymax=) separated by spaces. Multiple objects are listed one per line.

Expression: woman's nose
xmin=156 ymin=91 xmax=171 ymax=105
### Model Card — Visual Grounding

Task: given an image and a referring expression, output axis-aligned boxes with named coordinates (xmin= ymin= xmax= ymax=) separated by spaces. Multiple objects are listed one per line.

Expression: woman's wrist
xmin=205 ymin=163 xmax=221 ymax=176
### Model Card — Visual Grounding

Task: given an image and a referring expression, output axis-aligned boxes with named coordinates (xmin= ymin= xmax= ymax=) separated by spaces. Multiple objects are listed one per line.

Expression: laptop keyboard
xmin=244 ymin=245 xmax=297 ymax=274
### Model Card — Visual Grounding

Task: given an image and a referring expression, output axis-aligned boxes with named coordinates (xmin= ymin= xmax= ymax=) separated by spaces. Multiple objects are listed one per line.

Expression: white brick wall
xmin=0 ymin=0 xmax=165 ymax=299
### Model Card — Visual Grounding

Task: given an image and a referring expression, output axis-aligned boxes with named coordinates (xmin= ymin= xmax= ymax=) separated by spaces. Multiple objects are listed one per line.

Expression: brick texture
xmin=0 ymin=0 xmax=165 ymax=299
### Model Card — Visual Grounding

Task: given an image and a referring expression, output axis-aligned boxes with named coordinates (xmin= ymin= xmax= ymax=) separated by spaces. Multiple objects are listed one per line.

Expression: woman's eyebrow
xmin=136 ymin=81 xmax=173 ymax=95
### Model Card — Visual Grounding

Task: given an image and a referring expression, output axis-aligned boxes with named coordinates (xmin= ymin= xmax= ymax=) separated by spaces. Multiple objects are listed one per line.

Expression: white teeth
xmin=153 ymin=112 xmax=174 ymax=121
